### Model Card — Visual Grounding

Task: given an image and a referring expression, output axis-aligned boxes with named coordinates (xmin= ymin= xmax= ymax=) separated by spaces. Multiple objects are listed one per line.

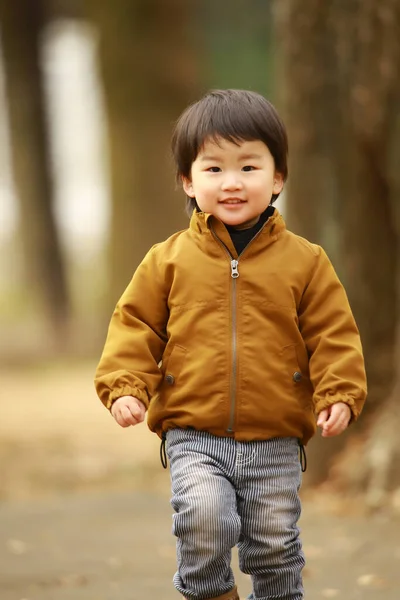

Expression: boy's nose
xmin=221 ymin=174 xmax=243 ymax=191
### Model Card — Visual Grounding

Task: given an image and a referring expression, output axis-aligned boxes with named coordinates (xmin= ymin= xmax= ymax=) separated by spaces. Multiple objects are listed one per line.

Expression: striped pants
xmin=166 ymin=429 xmax=305 ymax=600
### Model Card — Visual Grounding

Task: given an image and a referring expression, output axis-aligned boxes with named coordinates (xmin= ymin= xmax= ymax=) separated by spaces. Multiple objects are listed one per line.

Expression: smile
xmin=219 ymin=199 xmax=246 ymax=204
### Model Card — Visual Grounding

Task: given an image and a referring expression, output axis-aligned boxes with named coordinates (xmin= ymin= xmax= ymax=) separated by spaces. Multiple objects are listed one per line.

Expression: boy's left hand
xmin=317 ymin=402 xmax=351 ymax=437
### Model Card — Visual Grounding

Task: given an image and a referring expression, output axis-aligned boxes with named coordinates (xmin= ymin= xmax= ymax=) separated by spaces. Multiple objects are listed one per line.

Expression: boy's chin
xmin=218 ymin=211 xmax=251 ymax=226
xmin=221 ymin=214 xmax=260 ymax=228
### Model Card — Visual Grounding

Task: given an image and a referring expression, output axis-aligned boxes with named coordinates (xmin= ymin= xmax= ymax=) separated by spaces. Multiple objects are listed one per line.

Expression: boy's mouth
xmin=219 ymin=198 xmax=246 ymax=204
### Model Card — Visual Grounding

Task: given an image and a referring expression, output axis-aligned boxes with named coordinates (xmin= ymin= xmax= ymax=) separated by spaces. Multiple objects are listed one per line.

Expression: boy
xmin=95 ymin=89 xmax=367 ymax=600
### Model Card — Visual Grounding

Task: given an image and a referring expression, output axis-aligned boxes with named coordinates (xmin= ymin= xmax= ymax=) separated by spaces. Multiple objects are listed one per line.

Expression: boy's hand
xmin=317 ymin=402 xmax=351 ymax=437
xmin=111 ymin=395 xmax=146 ymax=428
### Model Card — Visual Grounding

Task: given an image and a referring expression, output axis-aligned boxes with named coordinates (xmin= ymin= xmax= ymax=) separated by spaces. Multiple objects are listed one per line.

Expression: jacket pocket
xmin=280 ymin=344 xmax=314 ymax=409
xmin=161 ymin=344 xmax=187 ymax=388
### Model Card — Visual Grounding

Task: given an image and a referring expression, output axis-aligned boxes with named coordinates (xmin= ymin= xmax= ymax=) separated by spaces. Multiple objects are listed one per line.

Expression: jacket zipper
xmin=211 ymin=223 xmax=269 ymax=433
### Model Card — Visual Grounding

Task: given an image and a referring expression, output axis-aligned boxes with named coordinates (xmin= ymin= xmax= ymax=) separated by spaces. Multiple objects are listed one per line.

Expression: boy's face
xmin=182 ymin=137 xmax=284 ymax=227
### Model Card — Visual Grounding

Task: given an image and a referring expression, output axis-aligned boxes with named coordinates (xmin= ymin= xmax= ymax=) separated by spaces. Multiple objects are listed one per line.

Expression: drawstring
xmin=298 ymin=441 xmax=307 ymax=473
xmin=160 ymin=432 xmax=167 ymax=469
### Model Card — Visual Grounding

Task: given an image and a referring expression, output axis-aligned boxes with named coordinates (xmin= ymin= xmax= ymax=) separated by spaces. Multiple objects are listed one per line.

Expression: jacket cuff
xmin=314 ymin=394 xmax=360 ymax=422
xmin=106 ymin=387 xmax=149 ymax=411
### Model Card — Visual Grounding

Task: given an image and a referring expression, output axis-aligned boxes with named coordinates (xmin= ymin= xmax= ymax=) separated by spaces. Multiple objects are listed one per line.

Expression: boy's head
xmin=171 ymin=89 xmax=288 ymax=226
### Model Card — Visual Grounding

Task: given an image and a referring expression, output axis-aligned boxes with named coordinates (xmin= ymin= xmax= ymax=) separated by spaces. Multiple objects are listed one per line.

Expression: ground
xmin=1 ymin=363 xmax=399 ymax=600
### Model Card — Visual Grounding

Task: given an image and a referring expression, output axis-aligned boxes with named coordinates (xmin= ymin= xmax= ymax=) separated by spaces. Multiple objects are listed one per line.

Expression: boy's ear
xmin=182 ymin=176 xmax=195 ymax=198
xmin=273 ymin=172 xmax=284 ymax=195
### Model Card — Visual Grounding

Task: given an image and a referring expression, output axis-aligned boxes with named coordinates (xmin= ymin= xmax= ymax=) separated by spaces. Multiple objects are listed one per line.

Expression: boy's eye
xmin=242 ymin=165 xmax=256 ymax=172
xmin=207 ymin=167 xmax=221 ymax=173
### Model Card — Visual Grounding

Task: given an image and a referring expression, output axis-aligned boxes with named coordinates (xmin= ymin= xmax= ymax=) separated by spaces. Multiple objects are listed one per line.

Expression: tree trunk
xmin=273 ymin=0 xmax=400 ymax=493
xmin=363 ymin=322 xmax=400 ymax=509
xmin=333 ymin=0 xmax=400 ymax=407
xmin=0 ymin=0 xmax=71 ymax=337
xmin=273 ymin=1 xmax=341 ymax=260
xmin=84 ymin=0 xmax=202 ymax=309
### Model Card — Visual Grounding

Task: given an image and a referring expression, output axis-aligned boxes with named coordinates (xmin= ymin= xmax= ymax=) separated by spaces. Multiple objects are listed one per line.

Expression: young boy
xmin=95 ymin=89 xmax=367 ymax=600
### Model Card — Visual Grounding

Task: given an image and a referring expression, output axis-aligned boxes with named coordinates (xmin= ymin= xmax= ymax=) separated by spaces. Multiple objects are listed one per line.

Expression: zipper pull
xmin=231 ymin=259 xmax=239 ymax=278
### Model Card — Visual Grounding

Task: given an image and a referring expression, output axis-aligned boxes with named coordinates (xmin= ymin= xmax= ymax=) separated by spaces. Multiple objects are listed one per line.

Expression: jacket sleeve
xmin=94 ymin=245 xmax=168 ymax=411
xmin=298 ymin=246 xmax=367 ymax=420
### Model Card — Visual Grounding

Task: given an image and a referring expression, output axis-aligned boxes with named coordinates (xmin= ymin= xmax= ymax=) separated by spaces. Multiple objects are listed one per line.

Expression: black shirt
xmin=226 ymin=205 xmax=275 ymax=256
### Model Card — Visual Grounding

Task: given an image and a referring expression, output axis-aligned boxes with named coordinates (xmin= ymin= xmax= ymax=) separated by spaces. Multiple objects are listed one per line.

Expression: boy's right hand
xmin=111 ymin=395 xmax=146 ymax=428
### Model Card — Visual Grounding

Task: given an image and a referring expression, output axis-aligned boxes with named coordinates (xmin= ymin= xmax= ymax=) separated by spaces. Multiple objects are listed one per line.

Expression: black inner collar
xmin=225 ymin=205 xmax=275 ymax=256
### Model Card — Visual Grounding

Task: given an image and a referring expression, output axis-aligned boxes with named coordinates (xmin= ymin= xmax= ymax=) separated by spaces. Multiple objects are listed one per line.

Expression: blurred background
xmin=1 ymin=0 xmax=400 ymax=598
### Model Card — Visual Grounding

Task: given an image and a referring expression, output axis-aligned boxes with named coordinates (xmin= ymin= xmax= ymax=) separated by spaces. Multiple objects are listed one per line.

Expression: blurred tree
xmin=0 ymin=0 xmax=71 ymax=339
xmin=83 ymin=0 xmax=203 ymax=309
xmin=273 ymin=2 xmax=340 ymax=255
xmin=199 ymin=0 xmax=274 ymax=98
xmin=274 ymin=0 xmax=400 ymax=502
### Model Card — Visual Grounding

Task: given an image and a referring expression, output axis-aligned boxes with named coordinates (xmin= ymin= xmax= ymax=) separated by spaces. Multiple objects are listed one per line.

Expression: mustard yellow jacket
xmin=95 ymin=208 xmax=367 ymax=444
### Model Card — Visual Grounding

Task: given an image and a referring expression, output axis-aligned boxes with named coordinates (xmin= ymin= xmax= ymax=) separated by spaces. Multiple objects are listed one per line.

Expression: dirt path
xmin=1 ymin=489 xmax=400 ymax=600
xmin=1 ymin=363 xmax=399 ymax=599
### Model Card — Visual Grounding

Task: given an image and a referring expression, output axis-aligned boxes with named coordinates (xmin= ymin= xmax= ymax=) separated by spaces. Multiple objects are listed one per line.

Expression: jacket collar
xmin=189 ymin=206 xmax=286 ymax=239
xmin=189 ymin=207 xmax=286 ymax=258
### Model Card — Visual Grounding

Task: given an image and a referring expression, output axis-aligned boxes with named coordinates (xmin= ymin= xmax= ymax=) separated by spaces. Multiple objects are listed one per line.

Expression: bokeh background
xmin=1 ymin=1 xmax=400 ymax=598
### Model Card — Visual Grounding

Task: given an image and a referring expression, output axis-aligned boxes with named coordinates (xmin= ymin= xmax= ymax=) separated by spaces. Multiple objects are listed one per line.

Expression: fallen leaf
xmin=106 ymin=556 xmax=122 ymax=567
xmin=58 ymin=574 xmax=88 ymax=587
xmin=356 ymin=573 xmax=386 ymax=588
xmin=322 ymin=590 xmax=339 ymax=598
xmin=6 ymin=539 xmax=27 ymax=555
